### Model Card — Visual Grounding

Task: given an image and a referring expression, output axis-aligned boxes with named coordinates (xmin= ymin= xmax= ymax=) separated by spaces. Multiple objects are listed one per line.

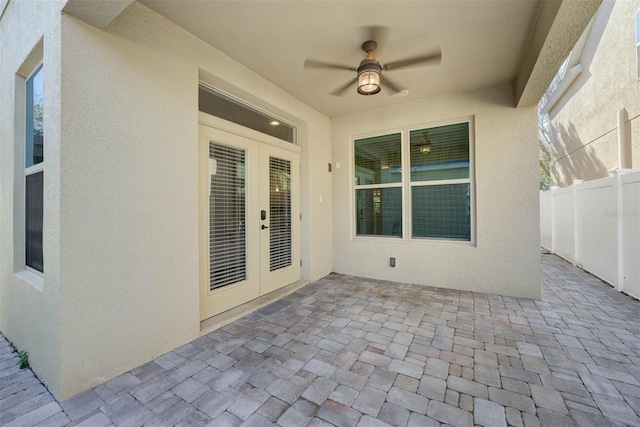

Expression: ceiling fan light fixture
xmin=357 ymin=62 xmax=382 ymax=95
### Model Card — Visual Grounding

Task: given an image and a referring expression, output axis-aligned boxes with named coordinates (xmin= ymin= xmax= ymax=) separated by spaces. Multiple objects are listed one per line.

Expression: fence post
xmin=573 ymin=180 xmax=583 ymax=266
xmin=550 ymin=186 xmax=559 ymax=254
xmin=611 ymin=169 xmax=632 ymax=292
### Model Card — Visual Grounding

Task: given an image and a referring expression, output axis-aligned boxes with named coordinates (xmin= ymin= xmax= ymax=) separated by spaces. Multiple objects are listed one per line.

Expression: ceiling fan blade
xmin=330 ymin=77 xmax=358 ymax=96
xmin=382 ymin=75 xmax=402 ymax=94
xmin=304 ymin=59 xmax=357 ymax=71
xmin=383 ymin=50 xmax=442 ymax=71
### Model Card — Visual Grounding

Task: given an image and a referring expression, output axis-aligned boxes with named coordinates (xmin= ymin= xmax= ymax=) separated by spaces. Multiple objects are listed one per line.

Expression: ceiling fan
xmin=304 ymin=28 xmax=441 ymax=96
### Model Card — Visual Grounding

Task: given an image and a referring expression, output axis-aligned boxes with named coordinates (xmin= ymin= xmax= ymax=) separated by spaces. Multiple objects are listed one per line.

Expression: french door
xmin=199 ymin=124 xmax=300 ymax=320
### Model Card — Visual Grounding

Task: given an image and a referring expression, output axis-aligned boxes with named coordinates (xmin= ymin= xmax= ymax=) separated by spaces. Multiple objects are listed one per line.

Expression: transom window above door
xmin=199 ymin=85 xmax=297 ymax=144
xmin=353 ymin=120 xmax=474 ymax=242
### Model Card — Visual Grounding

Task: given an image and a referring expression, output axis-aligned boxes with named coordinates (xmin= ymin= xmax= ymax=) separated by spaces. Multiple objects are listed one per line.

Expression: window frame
xmin=24 ymin=61 xmax=44 ymax=276
xmin=351 ymin=128 xmax=406 ymax=240
xmin=351 ymin=117 xmax=475 ymax=245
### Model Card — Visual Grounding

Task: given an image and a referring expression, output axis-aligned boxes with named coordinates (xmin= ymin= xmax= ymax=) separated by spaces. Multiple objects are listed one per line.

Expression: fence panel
xmin=577 ymin=178 xmax=617 ymax=284
xmin=622 ymin=173 xmax=639 ymax=299
xmin=554 ymin=187 xmax=575 ymax=262
xmin=540 ymin=191 xmax=552 ymax=249
xmin=540 ymin=171 xmax=640 ymax=299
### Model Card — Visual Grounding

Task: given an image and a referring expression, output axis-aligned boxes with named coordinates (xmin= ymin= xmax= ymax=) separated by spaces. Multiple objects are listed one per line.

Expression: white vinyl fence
xmin=540 ymin=170 xmax=640 ymax=299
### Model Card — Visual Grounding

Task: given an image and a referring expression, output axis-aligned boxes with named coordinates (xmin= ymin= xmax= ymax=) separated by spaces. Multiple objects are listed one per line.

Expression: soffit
xmin=141 ymin=0 xmax=541 ymax=118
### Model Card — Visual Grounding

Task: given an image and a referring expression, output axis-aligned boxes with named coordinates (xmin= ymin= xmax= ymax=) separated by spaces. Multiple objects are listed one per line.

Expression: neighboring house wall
xmin=1 ymin=2 xmax=333 ymax=401
xmin=332 ymin=82 xmax=541 ymax=300
xmin=547 ymin=0 xmax=640 ymax=187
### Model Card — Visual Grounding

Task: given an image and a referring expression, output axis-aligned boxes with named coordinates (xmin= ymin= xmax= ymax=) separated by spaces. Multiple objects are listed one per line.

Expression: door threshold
xmin=199 ymin=279 xmax=310 ymax=336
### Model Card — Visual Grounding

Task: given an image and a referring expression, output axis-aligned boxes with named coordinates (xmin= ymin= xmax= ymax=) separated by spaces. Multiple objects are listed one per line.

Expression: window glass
xmin=412 ymin=184 xmax=470 ymax=240
xmin=354 ymin=133 xmax=401 ymax=185
xmin=356 ymin=187 xmax=402 ymax=237
xmin=637 ymin=10 xmax=640 ymax=44
xmin=199 ymin=86 xmax=296 ymax=144
xmin=26 ymin=64 xmax=44 ymax=168
xmin=409 ymin=122 xmax=469 ymax=182
xmin=25 ymin=171 xmax=44 ymax=272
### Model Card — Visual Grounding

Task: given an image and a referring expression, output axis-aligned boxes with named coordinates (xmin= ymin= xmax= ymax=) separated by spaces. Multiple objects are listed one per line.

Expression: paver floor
xmin=1 ymin=252 xmax=640 ymax=426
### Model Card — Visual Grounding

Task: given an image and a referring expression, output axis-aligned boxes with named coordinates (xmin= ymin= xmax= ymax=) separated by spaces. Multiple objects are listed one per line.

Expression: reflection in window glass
xmin=409 ymin=123 xmax=469 ymax=182
xmin=354 ymin=133 xmax=401 ymax=185
xmin=26 ymin=64 xmax=44 ymax=168
xmin=356 ymin=187 xmax=402 ymax=237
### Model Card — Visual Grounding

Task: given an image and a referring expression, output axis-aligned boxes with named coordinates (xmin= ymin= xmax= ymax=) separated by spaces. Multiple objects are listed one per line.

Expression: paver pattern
xmin=1 ymin=253 xmax=640 ymax=426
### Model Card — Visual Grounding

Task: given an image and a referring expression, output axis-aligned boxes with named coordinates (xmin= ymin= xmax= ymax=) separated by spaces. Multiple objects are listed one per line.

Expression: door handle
xmin=261 ymin=224 xmax=269 ymax=230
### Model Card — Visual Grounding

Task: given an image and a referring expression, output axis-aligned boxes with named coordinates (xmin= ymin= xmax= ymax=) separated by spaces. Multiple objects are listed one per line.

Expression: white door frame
xmin=199 ymin=112 xmax=301 ymax=321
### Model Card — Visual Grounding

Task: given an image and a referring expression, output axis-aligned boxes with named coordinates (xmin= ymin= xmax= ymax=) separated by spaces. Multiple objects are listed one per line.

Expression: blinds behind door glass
xmin=269 ymin=157 xmax=292 ymax=271
xmin=210 ymin=143 xmax=247 ymax=291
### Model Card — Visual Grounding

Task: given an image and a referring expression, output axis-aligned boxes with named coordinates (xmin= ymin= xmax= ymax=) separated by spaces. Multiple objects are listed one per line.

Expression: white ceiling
xmin=141 ymin=0 xmax=541 ymax=118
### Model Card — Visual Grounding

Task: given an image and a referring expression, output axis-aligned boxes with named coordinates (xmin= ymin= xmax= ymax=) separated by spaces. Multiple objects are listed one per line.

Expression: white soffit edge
xmin=541 ymin=14 xmax=596 ymax=114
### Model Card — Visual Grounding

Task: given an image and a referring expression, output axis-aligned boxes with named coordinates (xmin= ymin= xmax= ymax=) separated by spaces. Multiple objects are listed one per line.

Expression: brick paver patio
xmin=1 ymin=252 xmax=639 ymax=426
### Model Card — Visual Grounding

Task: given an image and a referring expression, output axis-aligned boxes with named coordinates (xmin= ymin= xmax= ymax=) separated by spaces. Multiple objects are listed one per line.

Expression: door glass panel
xmin=269 ymin=156 xmax=292 ymax=271
xmin=210 ymin=143 xmax=246 ymax=290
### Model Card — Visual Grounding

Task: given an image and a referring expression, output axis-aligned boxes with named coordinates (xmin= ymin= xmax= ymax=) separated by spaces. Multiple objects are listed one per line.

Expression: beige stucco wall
xmin=0 ymin=0 xmax=65 ymax=397
xmin=549 ymin=0 xmax=640 ymax=187
xmin=55 ymin=3 xmax=333 ymax=400
xmin=2 ymin=1 xmax=333 ymax=401
xmin=332 ymin=82 xmax=541 ymax=300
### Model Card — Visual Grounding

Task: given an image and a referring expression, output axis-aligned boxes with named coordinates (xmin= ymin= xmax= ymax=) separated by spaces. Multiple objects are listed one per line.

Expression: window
xmin=25 ymin=64 xmax=44 ymax=273
xmin=354 ymin=121 xmax=473 ymax=242
xmin=637 ymin=10 xmax=640 ymax=79
xmin=354 ymin=133 xmax=403 ymax=237
xmin=199 ymin=85 xmax=297 ymax=144
xmin=410 ymin=123 xmax=471 ymax=240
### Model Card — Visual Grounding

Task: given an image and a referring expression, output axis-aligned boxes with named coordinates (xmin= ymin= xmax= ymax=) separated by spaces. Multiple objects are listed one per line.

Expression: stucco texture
xmin=54 ymin=3 xmax=333 ymax=400
xmin=549 ymin=0 xmax=640 ymax=186
xmin=0 ymin=0 xmax=66 ymax=398
xmin=2 ymin=1 xmax=333 ymax=401
xmin=331 ymin=82 xmax=541 ymax=300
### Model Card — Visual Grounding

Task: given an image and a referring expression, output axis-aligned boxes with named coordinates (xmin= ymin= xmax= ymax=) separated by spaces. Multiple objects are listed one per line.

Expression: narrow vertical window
xmin=25 ymin=64 xmax=44 ymax=273
xmin=636 ymin=10 xmax=640 ymax=79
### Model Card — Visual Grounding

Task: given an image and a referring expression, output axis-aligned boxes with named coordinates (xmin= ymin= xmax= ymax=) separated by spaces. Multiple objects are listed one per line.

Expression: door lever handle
xmin=261 ymin=225 xmax=269 ymax=230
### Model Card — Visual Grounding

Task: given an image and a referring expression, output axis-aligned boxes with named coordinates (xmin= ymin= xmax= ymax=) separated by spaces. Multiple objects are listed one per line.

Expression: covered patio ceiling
xmin=65 ymin=0 xmax=602 ymax=118
xmin=141 ymin=0 xmax=604 ymax=117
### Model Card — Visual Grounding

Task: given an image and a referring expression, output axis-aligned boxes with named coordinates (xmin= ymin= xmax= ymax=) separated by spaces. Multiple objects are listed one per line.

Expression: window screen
xmin=25 ymin=171 xmax=44 ymax=272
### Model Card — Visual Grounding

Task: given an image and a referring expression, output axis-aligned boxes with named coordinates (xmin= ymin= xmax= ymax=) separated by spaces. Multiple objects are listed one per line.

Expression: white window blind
xmin=269 ymin=156 xmax=292 ymax=271
xmin=209 ymin=143 xmax=247 ymax=290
